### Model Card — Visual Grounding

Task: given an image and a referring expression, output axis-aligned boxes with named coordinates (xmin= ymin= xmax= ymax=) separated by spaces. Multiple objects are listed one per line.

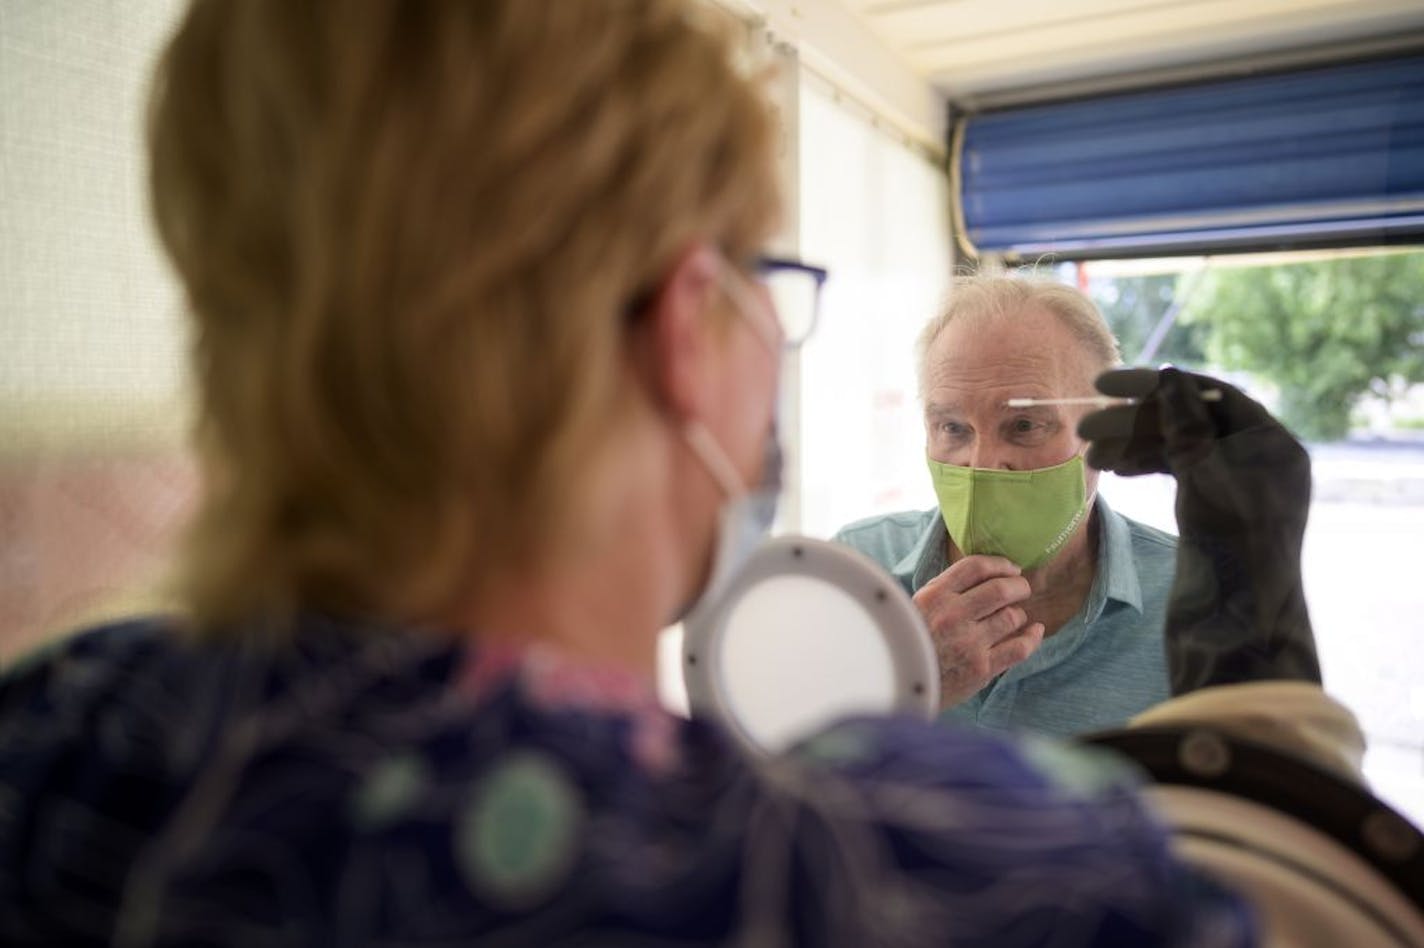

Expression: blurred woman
xmin=0 ymin=2 xmax=1254 ymax=945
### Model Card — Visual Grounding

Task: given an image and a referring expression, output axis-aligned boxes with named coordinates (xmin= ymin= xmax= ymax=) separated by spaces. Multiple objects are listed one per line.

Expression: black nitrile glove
xmin=1077 ymin=367 xmax=1322 ymax=696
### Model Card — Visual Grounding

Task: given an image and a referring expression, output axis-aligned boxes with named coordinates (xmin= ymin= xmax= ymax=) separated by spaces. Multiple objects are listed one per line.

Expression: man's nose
xmin=969 ymin=444 xmax=1015 ymax=471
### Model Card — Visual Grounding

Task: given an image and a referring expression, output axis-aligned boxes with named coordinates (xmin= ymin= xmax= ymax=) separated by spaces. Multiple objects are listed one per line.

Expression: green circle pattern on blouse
xmin=352 ymin=753 xmax=430 ymax=831
xmin=458 ymin=751 xmax=584 ymax=908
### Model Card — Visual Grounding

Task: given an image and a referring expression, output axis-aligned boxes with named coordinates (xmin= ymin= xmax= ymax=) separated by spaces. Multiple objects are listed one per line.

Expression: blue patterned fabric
xmin=834 ymin=496 xmax=1176 ymax=737
xmin=0 ymin=617 xmax=1254 ymax=947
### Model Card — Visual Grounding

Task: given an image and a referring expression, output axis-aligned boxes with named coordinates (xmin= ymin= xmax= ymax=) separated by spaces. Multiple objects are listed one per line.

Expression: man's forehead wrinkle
xmin=928 ymin=352 xmax=1059 ymax=383
xmin=927 ymin=401 xmax=1057 ymax=423
xmin=925 ymin=349 xmax=1066 ymax=399
xmin=927 ymin=305 xmax=1091 ymax=398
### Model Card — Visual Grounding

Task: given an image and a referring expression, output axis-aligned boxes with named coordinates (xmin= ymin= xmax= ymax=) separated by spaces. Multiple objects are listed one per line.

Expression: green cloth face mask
xmin=927 ymin=453 xmax=1090 ymax=570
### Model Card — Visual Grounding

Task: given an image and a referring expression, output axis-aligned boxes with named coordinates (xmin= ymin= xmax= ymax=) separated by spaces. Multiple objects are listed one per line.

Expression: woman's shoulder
xmin=0 ymin=622 xmax=1253 ymax=947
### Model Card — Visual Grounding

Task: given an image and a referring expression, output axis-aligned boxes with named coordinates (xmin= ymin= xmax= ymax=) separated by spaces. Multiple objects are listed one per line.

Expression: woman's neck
xmin=458 ymin=415 xmax=713 ymax=683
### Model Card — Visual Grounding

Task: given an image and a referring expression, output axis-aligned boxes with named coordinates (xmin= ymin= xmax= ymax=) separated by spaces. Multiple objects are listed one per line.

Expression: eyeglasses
xmin=751 ymin=255 xmax=828 ymax=350
xmin=624 ymin=254 xmax=829 ymax=351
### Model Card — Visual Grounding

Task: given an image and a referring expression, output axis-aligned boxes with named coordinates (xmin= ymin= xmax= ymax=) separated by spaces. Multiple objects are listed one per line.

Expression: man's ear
xmin=630 ymin=243 xmax=723 ymax=422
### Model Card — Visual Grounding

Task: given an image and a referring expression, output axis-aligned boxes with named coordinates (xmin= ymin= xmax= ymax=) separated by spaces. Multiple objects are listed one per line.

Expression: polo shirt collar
xmin=900 ymin=514 xmax=950 ymax=593
xmin=1093 ymin=494 xmax=1145 ymax=618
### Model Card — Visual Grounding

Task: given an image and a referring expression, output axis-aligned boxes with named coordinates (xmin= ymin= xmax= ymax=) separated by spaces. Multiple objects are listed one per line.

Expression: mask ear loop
xmin=685 ymin=421 xmax=746 ymax=501
xmin=1076 ymin=446 xmax=1100 ymax=509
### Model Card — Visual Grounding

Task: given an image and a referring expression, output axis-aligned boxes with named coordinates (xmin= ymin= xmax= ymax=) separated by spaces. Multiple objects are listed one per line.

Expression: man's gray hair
xmin=917 ymin=276 xmax=1122 ymax=400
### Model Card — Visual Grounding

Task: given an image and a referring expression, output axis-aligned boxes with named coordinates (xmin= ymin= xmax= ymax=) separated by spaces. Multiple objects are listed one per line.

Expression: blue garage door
xmin=955 ymin=54 xmax=1424 ymax=260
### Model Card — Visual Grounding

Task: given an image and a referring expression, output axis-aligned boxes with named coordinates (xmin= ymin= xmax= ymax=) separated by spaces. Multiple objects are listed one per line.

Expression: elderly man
xmin=835 ymin=277 xmax=1176 ymax=737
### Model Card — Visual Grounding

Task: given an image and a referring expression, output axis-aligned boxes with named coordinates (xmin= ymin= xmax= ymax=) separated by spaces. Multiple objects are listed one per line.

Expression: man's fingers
xmin=987 ymin=622 xmax=1045 ymax=675
xmin=977 ymin=604 xmax=1026 ymax=641
xmin=923 ymin=554 xmax=1022 ymax=595
xmin=928 ymin=607 xmax=1040 ymax=708
xmin=916 ymin=574 xmax=1029 ymax=630
xmin=955 ymin=575 xmax=1032 ymax=621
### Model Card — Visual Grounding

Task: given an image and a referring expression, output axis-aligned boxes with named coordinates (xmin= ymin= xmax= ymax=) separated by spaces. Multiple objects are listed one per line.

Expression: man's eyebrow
xmin=924 ymin=402 xmax=960 ymax=417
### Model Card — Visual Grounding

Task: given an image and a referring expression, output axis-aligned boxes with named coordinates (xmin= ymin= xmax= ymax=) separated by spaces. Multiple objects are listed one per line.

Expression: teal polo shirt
xmin=833 ymin=495 xmax=1175 ymax=738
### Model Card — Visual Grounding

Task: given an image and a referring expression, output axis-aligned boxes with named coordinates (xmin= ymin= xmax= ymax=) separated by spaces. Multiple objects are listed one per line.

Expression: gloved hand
xmin=1077 ymin=367 xmax=1322 ymax=696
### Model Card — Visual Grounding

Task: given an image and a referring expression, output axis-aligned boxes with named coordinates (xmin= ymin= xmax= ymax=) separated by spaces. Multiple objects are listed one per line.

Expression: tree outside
xmin=1088 ymin=272 xmax=1210 ymax=369
xmin=1178 ymin=252 xmax=1424 ymax=441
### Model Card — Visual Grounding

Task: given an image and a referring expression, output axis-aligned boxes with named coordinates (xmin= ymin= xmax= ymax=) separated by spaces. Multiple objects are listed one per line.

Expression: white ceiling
xmin=839 ymin=0 xmax=1424 ymax=106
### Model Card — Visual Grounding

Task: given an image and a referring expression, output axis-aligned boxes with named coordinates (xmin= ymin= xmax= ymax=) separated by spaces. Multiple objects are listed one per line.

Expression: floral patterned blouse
xmin=0 ymin=616 xmax=1255 ymax=947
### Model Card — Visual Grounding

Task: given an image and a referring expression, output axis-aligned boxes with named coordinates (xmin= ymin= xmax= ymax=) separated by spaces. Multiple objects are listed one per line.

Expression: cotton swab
xmin=1005 ymin=390 xmax=1222 ymax=408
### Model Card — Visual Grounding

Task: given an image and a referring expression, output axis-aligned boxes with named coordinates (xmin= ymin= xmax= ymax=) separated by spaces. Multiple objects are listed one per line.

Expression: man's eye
xmin=1012 ymin=418 xmax=1037 ymax=433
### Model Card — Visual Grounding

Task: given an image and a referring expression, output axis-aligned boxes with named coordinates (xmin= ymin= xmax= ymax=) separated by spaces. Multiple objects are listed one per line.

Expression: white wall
xmin=795 ymin=80 xmax=950 ymax=538
xmin=0 ymin=0 xmax=188 ymax=454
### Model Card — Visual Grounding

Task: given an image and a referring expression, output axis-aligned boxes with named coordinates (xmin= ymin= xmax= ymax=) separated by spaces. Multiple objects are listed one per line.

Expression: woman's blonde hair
xmin=149 ymin=0 xmax=780 ymax=631
xmin=917 ymin=275 xmax=1121 ymax=400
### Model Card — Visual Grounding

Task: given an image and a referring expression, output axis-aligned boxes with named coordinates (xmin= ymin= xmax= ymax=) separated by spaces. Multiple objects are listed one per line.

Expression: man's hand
xmin=913 ymin=555 xmax=1045 ymax=709
xmin=1078 ymin=367 xmax=1322 ymax=695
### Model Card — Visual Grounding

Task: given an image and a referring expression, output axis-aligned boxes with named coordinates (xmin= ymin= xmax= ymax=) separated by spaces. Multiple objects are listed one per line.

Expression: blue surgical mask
xmin=678 ymin=421 xmax=782 ymax=622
